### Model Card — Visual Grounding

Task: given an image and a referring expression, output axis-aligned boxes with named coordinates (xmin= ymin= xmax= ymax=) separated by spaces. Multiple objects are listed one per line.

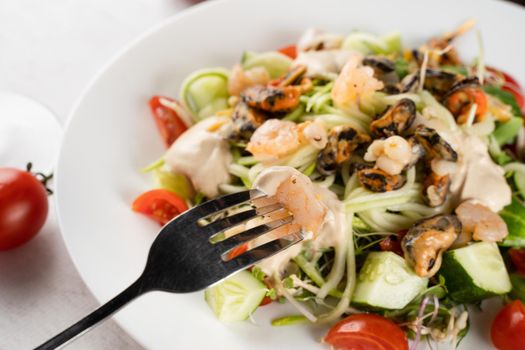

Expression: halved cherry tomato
xmin=491 ymin=300 xmax=525 ymax=350
xmin=0 ymin=167 xmax=49 ymax=250
xmin=509 ymin=248 xmax=525 ymax=276
xmin=324 ymin=314 xmax=408 ymax=350
xmin=259 ymin=296 xmax=273 ymax=306
xmin=379 ymin=230 xmax=407 ymax=256
xmin=149 ymin=96 xmax=188 ymax=148
xmin=278 ymin=45 xmax=297 ymax=60
xmin=132 ymin=189 xmax=188 ymax=225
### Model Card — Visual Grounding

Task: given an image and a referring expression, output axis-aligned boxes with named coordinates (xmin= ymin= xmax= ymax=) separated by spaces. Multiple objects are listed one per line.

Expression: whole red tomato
xmin=491 ymin=300 xmax=525 ymax=350
xmin=0 ymin=167 xmax=49 ymax=250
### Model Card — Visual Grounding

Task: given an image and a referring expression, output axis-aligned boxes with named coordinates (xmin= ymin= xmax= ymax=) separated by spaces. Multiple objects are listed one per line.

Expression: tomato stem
xmin=26 ymin=162 xmax=54 ymax=195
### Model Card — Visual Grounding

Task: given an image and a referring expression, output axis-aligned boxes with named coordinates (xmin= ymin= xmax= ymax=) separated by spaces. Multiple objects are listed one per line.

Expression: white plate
xmin=55 ymin=0 xmax=525 ymax=349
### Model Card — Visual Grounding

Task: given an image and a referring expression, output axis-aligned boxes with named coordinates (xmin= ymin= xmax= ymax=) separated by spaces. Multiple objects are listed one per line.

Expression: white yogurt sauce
xmin=414 ymin=112 xmax=511 ymax=212
xmin=297 ymin=28 xmax=344 ymax=52
xmin=164 ymin=116 xmax=232 ymax=198
xmin=293 ymin=50 xmax=359 ymax=77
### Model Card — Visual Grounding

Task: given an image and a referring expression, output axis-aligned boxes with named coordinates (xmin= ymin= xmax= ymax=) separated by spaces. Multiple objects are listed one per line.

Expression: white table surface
xmin=0 ymin=1 xmax=196 ymax=349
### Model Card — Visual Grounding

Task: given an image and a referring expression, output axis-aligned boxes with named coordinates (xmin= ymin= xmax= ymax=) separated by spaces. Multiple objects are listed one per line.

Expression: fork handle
xmin=34 ymin=278 xmax=145 ymax=350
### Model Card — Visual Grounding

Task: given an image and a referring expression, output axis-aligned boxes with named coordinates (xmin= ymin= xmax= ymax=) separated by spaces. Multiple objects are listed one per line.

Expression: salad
xmin=132 ymin=21 xmax=525 ymax=350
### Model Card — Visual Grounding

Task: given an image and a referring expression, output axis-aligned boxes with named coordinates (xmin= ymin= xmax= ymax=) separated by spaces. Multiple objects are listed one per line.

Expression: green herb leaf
xmin=266 ymin=288 xmax=277 ymax=300
xmin=484 ymin=85 xmax=522 ymax=117
xmin=283 ymin=277 xmax=294 ymax=289
xmin=493 ymin=117 xmax=524 ymax=146
xmin=251 ymin=267 xmax=266 ymax=281
xmin=510 ymin=273 xmax=525 ymax=303
xmin=500 ymin=196 xmax=525 ymax=247
xmin=394 ymin=59 xmax=409 ymax=79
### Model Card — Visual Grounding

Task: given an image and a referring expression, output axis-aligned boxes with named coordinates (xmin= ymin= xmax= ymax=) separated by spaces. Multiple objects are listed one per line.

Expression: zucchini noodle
xmin=219 ymin=183 xmax=247 ymax=194
xmin=315 ymin=174 xmax=336 ymax=188
xmin=419 ymin=91 xmax=458 ymax=131
xmin=283 ymin=145 xmax=319 ymax=169
xmin=303 ymin=114 xmax=367 ymax=133
xmin=317 ymin=212 xmax=356 ymax=323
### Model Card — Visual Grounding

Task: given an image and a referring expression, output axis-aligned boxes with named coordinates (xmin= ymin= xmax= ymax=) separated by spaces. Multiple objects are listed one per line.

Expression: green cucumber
xmin=342 ymin=32 xmax=401 ymax=55
xmin=205 ymin=270 xmax=267 ymax=322
xmin=500 ymin=196 xmax=525 ymax=247
xmin=439 ymin=242 xmax=511 ymax=303
xmin=352 ymin=252 xmax=428 ymax=309
xmin=153 ymin=169 xmax=194 ymax=200
xmin=381 ymin=32 xmax=402 ymax=54
xmin=180 ymin=68 xmax=230 ymax=121
xmin=241 ymin=51 xmax=292 ymax=79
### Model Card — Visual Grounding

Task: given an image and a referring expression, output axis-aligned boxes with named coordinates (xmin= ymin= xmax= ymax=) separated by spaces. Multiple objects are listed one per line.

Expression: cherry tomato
xmin=278 ymin=45 xmax=297 ymax=59
xmin=132 ymin=189 xmax=188 ymax=225
xmin=0 ymin=168 xmax=49 ymax=250
xmin=324 ymin=314 xmax=408 ymax=350
xmin=149 ymin=96 xmax=188 ymax=148
xmin=509 ymin=248 xmax=525 ymax=276
xmin=259 ymin=296 xmax=273 ymax=306
xmin=491 ymin=300 xmax=525 ymax=350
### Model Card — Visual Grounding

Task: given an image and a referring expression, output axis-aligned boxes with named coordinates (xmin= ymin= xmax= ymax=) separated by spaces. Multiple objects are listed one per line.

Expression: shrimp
xmin=331 ymin=55 xmax=384 ymax=107
xmin=246 ymin=119 xmax=301 ymax=162
xmin=364 ymin=136 xmax=412 ymax=175
xmin=253 ymin=166 xmax=327 ymax=234
xmin=228 ymin=64 xmax=271 ymax=96
xmin=455 ymin=201 xmax=508 ymax=243
xmin=247 ymin=119 xmax=327 ymax=163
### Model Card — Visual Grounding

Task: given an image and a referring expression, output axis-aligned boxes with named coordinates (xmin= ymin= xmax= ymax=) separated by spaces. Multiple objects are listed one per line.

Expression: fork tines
xmin=193 ymin=189 xmax=303 ymax=265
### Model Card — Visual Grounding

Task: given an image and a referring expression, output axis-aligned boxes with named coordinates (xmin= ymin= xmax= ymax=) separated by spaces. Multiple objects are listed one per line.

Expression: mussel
xmin=401 ymin=214 xmax=461 ymax=277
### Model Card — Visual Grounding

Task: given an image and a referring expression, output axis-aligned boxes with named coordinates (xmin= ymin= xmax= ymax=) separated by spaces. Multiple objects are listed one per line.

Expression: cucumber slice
xmin=381 ymin=32 xmax=402 ymax=54
xmin=352 ymin=252 xmax=428 ymax=310
xmin=439 ymin=242 xmax=512 ymax=303
xmin=241 ymin=51 xmax=292 ymax=79
xmin=180 ymin=68 xmax=230 ymax=121
xmin=342 ymin=32 xmax=401 ymax=55
xmin=153 ymin=169 xmax=194 ymax=200
xmin=205 ymin=270 xmax=267 ymax=322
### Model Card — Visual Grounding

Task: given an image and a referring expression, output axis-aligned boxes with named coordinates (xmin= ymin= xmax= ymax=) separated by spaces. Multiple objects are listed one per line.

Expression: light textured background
xmin=0 ymin=1 xmax=196 ymax=349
